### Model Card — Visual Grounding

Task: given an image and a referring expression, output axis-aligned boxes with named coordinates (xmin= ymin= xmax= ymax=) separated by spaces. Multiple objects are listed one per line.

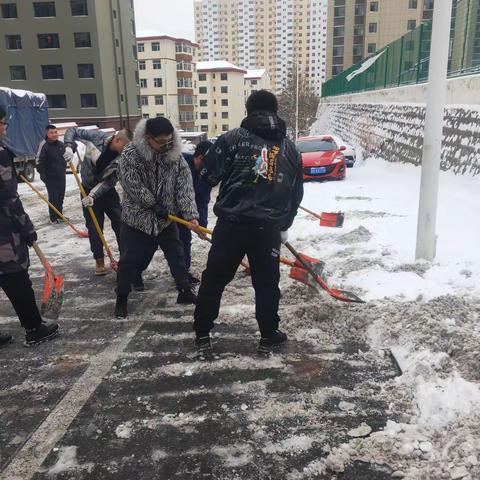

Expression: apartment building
xmin=137 ymin=35 xmax=198 ymax=131
xmin=244 ymin=69 xmax=272 ymax=99
xmin=194 ymin=0 xmax=328 ymax=95
xmin=0 ymin=0 xmax=140 ymax=129
xmin=196 ymin=61 xmax=247 ymax=137
xmin=326 ymin=0 xmax=435 ymax=80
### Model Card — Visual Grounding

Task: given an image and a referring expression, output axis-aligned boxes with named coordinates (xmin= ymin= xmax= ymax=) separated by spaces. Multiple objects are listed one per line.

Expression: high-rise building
xmin=137 ymin=35 xmax=198 ymax=132
xmin=0 ymin=0 xmax=140 ymax=129
xmin=196 ymin=61 xmax=247 ymax=137
xmin=194 ymin=0 xmax=328 ymax=95
xmin=326 ymin=0 xmax=435 ymax=80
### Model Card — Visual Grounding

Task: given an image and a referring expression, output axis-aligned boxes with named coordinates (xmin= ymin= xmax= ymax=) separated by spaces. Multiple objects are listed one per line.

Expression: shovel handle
xmin=168 ymin=214 xmax=212 ymax=235
xmin=299 ymin=205 xmax=322 ymax=220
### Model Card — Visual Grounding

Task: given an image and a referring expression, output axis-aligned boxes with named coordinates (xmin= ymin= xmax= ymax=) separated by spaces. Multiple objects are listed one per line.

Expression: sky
xmin=134 ymin=0 xmax=196 ymax=41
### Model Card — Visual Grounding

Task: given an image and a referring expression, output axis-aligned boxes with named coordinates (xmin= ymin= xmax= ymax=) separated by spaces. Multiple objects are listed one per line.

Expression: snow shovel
xmin=69 ymin=158 xmax=118 ymax=271
xmin=280 ymin=254 xmax=325 ymax=288
xmin=32 ymin=241 xmax=64 ymax=319
xmin=20 ymin=175 xmax=89 ymax=238
xmin=168 ymin=215 xmax=251 ymax=272
xmin=284 ymin=242 xmax=365 ymax=304
xmin=299 ymin=206 xmax=344 ymax=228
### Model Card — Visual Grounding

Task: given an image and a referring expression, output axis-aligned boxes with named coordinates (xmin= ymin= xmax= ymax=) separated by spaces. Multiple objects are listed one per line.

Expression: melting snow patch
xmin=210 ymin=443 xmax=253 ymax=467
xmin=151 ymin=449 xmax=168 ymax=462
xmin=262 ymin=435 xmax=317 ymax=455
xmin=48 ymin=446 xmax=79 ymax=475
xmin=115 ymin=421 xmax=133 ymax=439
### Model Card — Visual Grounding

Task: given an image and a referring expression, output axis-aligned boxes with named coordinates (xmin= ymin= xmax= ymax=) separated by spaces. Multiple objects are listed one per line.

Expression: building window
xmin=222 ymin=124 xmax=229 ymax=131
xmin=137 ymin=43 xmax=144 ymax=52
xmin=220 ymin=72 xmax=228 ymax=80
xmin=333 ymin=46 xmax=344 ymax=57
xmin=354 ymin=4 xmax=365 ymax=15
xmin=199 ymin=100 xmax=207 ymax=107
xmin=141 ymin=95 xmax=148 ymax=106
xmin=200 ymin=125 xmax=209 ymax=132
xmin=424 ymin=0 xmax=433 ymax=8
xmin=5 ymin=34 xmax=21 ymax=50
xmin=333 ymin=26 xmax=344 ymax=37
xmin=153 ymin=59 xmax=161 ymax=69
xmin=9 ymin=65 xmax=26 ymax=80
xmin=250 ymin=79 xmax=257 ymax=85
xmin=220 ymin=86 xmax=228 ymax=94
xmin=367 ymin=43 xmax=376 ymax=54
xmin=199 ymin=73 xmax=206 ymax=81
xmin=155 ymin=95 xmax=163 ymax=105
xmin=368 ymin=23 xmax=377 ymax=33
xmin=38 ymin=33 xmax=60 ymax=49
xmin=140 ymin=79 xmax=147 ymax=88
xmin=42 ymin=64 xmax=63 ymax=80
xmin=130 ymin=19 xmax=135 ymax=35
xmin=74 ymin=32 xmax=91 ymax=48
xmin=143 ymin=114 xmax=150 ymax=119
xmin=80 ymin=94 xmax=97 ymax=108
xmin=152 ymin=42 xmax=160 ymax=51
xmin=178 ymin=95 xmax=193 ymax=105
xmin=180 ymin=111 xmax=194 ymax=122
xmin=353 ymin=45 xmax=363 ymax=56
xmin=409 ymin=0 xmax=418 ymax=8
xmin=71 ymin=0 xmax=88 ymax=16
xmin=77 ymin=63 xmax=94 ymax=78
xmin=221 ymin=99 xmax=228 ymax=106
xmin=154 ymin=78 xmax=162 ymax=88
xmin=177 ymin=77 xmax=192 ymax=88
xmin=332 ymin=66 xmax=343 ymax=76
xmin=200 ymin=112 xmax=208 ymax=119
xmin=46 ymin=94 xmax=67 ymax=109
xmin=139 ymin=60 xmax=146 ymax=70
xmin=370 ymin=1 xmax=378 ymax=12
xmin=221 ymin=112 xmax=229 ymax=119
xmin=156 ymin=113 xmax=164 ymax=117
xmin=407 ymin=19 xmax=416 ymax=31
xmin=176 ymin=61 xmax=192 ymax=71
xmin=334 ymin=6 xmax=345 ymax=16
xmin=1 ymin=3 xmax=17 ymax=18
xmin=354 ymin=25 xmax=364 ymax=36
xmin=199 ymin=86 xmax=207 ymax=94
xmin=33 ymin=2 xmax=56 ymax=17
xmin=132 ymin=45 xmax=137 ymax=59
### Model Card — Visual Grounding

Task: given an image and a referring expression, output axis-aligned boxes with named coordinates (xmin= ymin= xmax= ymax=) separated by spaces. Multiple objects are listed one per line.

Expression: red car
xmin=297 ymin=135 xmax=347 ymax=181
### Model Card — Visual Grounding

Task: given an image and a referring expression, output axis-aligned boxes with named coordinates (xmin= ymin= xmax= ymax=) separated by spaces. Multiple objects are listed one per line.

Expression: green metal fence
xmin=322 ymin=0 xmax=480 ymax=98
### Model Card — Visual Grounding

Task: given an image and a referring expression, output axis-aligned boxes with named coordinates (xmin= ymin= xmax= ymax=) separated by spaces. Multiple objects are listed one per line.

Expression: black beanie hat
xmin=246 ymin=90 xmax=278 ymax=115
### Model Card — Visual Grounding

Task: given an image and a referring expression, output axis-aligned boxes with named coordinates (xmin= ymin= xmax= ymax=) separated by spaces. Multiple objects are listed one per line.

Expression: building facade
xmin=194 ymin=0 xmax=328 ymax=95
xmin=326 ymin=0 xmax=435 ymax=80
xmin=196 ymin=61 xmax=247 ymax=138
xmin=136 ymin=35 xmax=198 ymax=132
xmin=244 ymin=69 xmax=272 ymax=99
xmin=0 ymin=0 xmax=140 ymax=129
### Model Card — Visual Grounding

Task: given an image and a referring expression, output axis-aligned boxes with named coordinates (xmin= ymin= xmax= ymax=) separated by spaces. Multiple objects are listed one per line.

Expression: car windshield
xmin=297 ymin=139 xmax=337 ymax=153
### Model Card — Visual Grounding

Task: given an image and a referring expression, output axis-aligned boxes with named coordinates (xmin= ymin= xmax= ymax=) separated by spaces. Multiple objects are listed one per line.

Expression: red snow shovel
xmin=280 ymin=254 xmax=326 ymax=288
xmin=20 ymin=175 xmax=89 ymax=238
xmin=32 ymin=242 xmax=64 ymax=319
xmin=299 ymin=206 xmax=344 ymax=228
xmin=283 ymin=242 xmax=365 ymax=304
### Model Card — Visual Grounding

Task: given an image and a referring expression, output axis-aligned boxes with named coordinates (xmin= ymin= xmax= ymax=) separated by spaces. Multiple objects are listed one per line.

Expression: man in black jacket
xmin=193 ymin=90 xmax=304 ymax=357
xmin=0 ymin=107 xmax=59 ymax=347
xmin=36 ymin=124 xmax=66 ymax=224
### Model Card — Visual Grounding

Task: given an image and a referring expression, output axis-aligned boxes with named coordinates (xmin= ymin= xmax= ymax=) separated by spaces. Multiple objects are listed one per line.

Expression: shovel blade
xmin=40 ymin=273 xmax=64 ymax=319
xmin=289 ymin=253 xmax=325 ymax=288
xmin=320 ymin=212 xmax=344 ymax=228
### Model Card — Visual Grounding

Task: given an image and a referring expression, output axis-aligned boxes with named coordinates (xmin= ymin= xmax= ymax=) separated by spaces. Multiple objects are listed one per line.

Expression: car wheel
xmin=22 ymin=162 xmax=36 ymax=182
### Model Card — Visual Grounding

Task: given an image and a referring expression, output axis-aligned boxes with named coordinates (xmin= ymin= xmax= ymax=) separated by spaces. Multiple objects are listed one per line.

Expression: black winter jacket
xmin=36 ymin=138 xmax=66 ymax=183
xmin=200 ymin=112 xmax=303 ymax=231
xmin=0 ymin=141 xmax=37 ymax=275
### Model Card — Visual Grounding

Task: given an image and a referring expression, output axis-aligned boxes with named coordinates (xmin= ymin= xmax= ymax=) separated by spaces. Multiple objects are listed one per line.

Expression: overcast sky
xmin=134 ymin=0 xmax=196 ymax=41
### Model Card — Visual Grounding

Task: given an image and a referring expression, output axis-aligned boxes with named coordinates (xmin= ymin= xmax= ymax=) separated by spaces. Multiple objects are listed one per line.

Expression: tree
xmin=277 ymin=65 xmax=320 ymax=140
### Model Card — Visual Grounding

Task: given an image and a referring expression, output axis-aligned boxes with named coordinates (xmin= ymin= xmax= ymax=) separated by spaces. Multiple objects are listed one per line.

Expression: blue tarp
xmin=0 ymin=87 xmax=49 ymax=157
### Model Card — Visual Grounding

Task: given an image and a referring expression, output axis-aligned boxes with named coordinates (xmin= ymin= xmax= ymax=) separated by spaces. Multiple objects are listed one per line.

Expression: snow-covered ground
xmin=282 ymin=155 xmax=480 ymax=479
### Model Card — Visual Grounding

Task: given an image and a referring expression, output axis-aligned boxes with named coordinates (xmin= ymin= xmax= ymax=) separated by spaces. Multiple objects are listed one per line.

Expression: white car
xmin=327 ymin=134 xmax=356 ymax=168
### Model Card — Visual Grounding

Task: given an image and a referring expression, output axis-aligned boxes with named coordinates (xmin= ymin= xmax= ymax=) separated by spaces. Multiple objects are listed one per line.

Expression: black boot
xmin=195 ymin=335 xmax=215 ymax=360
xmin=132 ymin=273 xmax=145 ymax=291
xmin=177 ymin=287 xmax=197 ymax=305
xmin=258 ymin=330 xmax=288 ymax=354
xmin=25 ymin=322 xmax=59 ymax=347
xmin=114 ymin=295 xmax=128 ymax=318
xmin=0 ymin=333 xmax=13 ymax=348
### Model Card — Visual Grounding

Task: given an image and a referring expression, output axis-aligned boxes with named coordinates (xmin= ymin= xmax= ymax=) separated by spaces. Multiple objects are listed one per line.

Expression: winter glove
xmin=24 ymin=231 xmax=38 ymax=247
xmin=63 ymin=146 xmax=74 ymax=163
xmin=152 ymin=204 xmax=169 ymax=220
xmin=82 ymin=194 xmax=94 ymax=208
xmin=280 ymin=230 xmax=289 ymax=244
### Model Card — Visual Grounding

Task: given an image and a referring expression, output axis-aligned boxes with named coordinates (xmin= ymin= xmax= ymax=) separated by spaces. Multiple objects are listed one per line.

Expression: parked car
xmin=327 ymin=134 xmax=356 ymax=167
xmin=297 ymin=135 xmax=346 ymax=181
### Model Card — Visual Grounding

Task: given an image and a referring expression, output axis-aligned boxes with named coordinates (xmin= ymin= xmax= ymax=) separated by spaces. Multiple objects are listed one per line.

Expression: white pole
xmin=295 ymin=64 xmax=300 ymax=141
xmin=415 ymin=0 xmax=453 ymax=261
